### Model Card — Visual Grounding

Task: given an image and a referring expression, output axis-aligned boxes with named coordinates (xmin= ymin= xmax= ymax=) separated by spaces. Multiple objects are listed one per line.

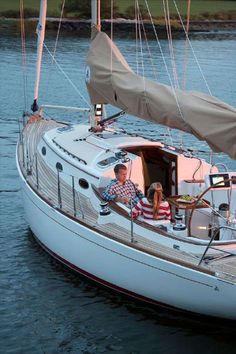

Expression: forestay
xmin=86 ymin=30 xmax=236 ymax=159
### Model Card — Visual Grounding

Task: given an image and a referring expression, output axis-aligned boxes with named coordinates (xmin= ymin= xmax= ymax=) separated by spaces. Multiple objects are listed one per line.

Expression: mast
xmin=31 ymin=0 xmax=47 ymax=112
xmin=91 ymin=0 xmax=103 ymax=127
xmin=91 ymin=0 xmax=101 ymax=32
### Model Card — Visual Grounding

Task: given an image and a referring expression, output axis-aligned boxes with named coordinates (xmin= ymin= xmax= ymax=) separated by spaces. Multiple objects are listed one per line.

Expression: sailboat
xmin=16 ymin=0 xmax=236 ymax=320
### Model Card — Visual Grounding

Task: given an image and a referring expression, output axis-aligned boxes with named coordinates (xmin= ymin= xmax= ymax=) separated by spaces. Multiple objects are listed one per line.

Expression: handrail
xmin=198 ymin=225 xmax=236 ymax=266
xmin=210 ymin=162 xmax=228 ymax=173
xmin=39 ymin=104 xmax=90 ymax=113
xmin=188 ymin=177 xmax=235 ymax=237
xmin=209 ymin=163 xmax=230 ymax=208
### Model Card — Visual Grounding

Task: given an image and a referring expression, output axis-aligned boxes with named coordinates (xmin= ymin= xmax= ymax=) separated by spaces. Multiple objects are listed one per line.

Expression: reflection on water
xmin=0 ymin=31 xmax=236 ymax=353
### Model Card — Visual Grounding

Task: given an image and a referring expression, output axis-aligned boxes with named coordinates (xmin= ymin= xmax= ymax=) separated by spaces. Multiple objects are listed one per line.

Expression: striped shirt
xmin=132 ymin=197 xmax=171 ymax=220
xmin=102 ymin=179 xmax=144 ymax=206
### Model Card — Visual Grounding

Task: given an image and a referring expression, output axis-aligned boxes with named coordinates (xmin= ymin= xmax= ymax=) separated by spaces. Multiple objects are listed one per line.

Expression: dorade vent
xmin=57 ymin=126 xmax=74 ymax=133
xmin=42 ymin=146 xmax=46 ymax=156
xmin=97 ymin=156 xmax=118 ymax=168
xmin=79 ymin=178 xmax=89 ymax=189
xmin=56 ymin=162 xmax=63 ymax=172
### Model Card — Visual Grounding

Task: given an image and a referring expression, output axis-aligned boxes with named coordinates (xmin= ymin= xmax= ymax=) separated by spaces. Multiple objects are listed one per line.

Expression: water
xmin=1 ymin=29 xmax=236 ymax=353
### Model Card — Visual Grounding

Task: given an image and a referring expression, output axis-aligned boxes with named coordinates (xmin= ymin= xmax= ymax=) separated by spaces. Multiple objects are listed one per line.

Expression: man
xmin=102 ymin=164 xmax=144 ymax=207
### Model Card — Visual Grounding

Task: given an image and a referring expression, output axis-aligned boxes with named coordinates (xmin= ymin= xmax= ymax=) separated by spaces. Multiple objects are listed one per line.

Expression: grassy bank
xmin=1 ymin=1 xmax=236 ymax=19
xmin=0 ymin=0 xmax=60 ymax=14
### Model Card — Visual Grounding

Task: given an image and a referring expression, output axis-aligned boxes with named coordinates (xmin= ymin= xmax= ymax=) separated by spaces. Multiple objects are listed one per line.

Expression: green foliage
xmin=0 ymin=9 xmax=19 ymax=18
xmin=62 ymin=0 xmax=119 ymax=19
xmin=124 ymin=4 xmax=149 ymax=19
xmin=0 ymin=8 xmax=39 ymax=18
xmin=1 ymin=0 xmax=236 ymax=20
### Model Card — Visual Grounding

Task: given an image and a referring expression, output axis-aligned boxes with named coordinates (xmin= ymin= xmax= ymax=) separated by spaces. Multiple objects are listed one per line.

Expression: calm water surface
xmin=1 ymin=29 xmax=236 ymax=353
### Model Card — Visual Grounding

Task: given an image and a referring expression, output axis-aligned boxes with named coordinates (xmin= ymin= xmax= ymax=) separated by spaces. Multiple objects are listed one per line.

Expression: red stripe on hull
xmin=31 ymin=233 xmax=223 ymax=322
xmin=32 ymin=233 xmax=181 ymax=311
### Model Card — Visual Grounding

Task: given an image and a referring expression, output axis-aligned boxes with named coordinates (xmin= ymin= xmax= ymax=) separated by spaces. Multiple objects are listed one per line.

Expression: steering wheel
xmin=188 ymin=178 xmax=235 ymax=238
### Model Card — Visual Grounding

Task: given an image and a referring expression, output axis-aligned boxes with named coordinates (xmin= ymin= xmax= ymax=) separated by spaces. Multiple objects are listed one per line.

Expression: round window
xmin=56 ymin=162 xmax=63 ymax=172
xmin=42 ymin=146 xmax=46 ymax=156
xmin=79 ymin=178 xmax=89 ymax=189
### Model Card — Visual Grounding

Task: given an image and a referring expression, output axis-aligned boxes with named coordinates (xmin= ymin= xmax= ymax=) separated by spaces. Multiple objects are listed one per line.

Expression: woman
xmin=132 ymin=182 xmax=171 ymax=220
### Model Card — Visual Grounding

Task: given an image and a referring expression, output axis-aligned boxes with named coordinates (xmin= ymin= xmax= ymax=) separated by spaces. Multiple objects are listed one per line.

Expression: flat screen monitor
xmin=209 ymin=173 xmax=230 ymax=188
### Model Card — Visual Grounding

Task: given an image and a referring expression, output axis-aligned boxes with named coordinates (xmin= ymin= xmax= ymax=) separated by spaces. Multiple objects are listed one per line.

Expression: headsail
xmin=86 ymin=30 xmax=236 ymax=159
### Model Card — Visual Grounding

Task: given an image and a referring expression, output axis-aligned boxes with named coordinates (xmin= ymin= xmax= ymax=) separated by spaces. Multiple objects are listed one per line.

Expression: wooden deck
xmin=18 ymin=119 xmax=236 ymax=283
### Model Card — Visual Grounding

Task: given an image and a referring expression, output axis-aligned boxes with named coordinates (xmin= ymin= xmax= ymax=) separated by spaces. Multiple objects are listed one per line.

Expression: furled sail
xmin=86 ymin=30 xmax=236 ymax=159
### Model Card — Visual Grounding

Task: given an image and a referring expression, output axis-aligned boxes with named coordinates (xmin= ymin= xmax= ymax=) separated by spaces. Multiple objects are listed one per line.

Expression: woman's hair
xmin=147 ymin=182 xmax=163 ymax=219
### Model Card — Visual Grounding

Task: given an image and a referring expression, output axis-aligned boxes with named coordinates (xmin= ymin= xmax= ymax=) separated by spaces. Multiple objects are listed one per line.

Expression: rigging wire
xmin=179 ymin=0 xmax=192 ymax=148
xmin=143 ymin=0 xmax=176 ymax=90
xmin=110 ymin=0 xmax=113 ymax=73
xmin=136 ymin=1 xmax=146 ymax=89
xmin=182 ymin=0 xmax=191 ymax=89
xmin=135 ymin=1 xmax=139 ymax=75
xmin=144 ymin=0 xmax=185 ymax=146
xmin=137 ymin=4 xmax=158 ymax=82
xmin=20 ymin=0 xmax=28 ymax=112
xmin=51 ymin=0 xmax=65 ymax=63
xmin=163 ymin=0 xmax=184 ymax=147
xmin=45 ymin=0 xmax=65 ymax=90
xmin=172 ymin=0 xmax=212 ymax=96
xmin=163 ymin=0 xmax=179 ymax=89
xmin=43 ymin=43 xmax=91 ymax=108
xmin=144 ymin=0 xmax=186 ymax=136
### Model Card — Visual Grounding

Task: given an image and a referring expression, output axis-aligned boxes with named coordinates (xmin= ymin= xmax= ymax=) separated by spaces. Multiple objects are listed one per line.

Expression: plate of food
xmin=176 ymin=195 xmax=196 ymax=204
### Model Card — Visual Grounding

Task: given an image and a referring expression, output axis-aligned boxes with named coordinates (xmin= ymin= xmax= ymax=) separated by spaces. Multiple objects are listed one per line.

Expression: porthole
xmin=56 ymin=162 xmax=63 ymax=172
xmin=42 ymin=146 xmax=46 ymax=156
xmin=79 ymin=178 xmax=89 ymax=189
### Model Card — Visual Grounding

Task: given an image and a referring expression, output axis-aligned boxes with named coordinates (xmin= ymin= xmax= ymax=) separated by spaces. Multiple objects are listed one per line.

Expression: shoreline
xmin=1 ymin=18 xmax=236 ymax=38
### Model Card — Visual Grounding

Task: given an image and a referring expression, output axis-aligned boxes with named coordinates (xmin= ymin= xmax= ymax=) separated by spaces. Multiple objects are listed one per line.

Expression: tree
xmin=125 ymin=4 xmax=149 ymax=20
xmin=62 ymin=0 xmax=119 ymax=19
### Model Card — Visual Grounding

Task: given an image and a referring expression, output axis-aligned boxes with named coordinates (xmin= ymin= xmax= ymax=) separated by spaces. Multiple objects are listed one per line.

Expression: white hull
xmin=18 ymin=161 xmax=236 ymax=320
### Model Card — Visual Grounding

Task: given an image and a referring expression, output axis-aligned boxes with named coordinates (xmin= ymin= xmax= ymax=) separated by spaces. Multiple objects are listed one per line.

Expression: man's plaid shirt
xmin=102 ymin=179 xmax=144 ymax=206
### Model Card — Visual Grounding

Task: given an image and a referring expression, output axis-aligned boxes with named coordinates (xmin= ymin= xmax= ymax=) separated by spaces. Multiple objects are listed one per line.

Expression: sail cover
xmin=86 ymin=30 xmax=236 ymax=159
